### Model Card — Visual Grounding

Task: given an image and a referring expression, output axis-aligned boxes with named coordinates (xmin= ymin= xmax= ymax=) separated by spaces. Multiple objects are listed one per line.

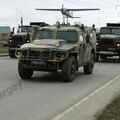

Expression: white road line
xmin=50 ymin=73 xmax=120 ymax=120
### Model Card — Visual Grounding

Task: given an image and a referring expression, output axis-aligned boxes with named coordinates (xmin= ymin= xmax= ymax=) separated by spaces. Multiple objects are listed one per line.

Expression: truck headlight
xmin=117 ymin=43 xmax=120 ymax=47
xmin=96 ymin=42 xmax=99 ymax=46
xmin=26 ymin=40 xmax=30 ymax=43
xmin=9 ymin=39 xmax=12 ymax=42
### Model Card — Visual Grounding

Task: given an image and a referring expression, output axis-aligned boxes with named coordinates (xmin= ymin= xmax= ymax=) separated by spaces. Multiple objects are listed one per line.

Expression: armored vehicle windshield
xmin=34 ymin=30 xmax=54 ymax=39
xmin=56 ymin=30 xmax=78 ymax=42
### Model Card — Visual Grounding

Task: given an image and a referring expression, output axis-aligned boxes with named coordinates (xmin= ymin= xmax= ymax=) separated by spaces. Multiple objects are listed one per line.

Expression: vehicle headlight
xmin=53 ymin=51 xmax=68 ymax=60
xmin=56 ymin=52 xmax=62 ymax=59
xmin=15 ymin=49 xmax=21 ymax=58
xmin=26 ymin=40 xmax=30 ymax=43
xmin=96 ymin=42 xmax=99 ymax=46
xmin=63 ymin=52 xmax=68 ymax=58
xmin=117 ymin=43 xmax=120 ymax=47
xmin=9 ymin=39 xmax=12 ymax=42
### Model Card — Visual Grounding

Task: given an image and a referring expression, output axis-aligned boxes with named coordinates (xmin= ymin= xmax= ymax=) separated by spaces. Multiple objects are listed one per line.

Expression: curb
xmin=52 ymin=74 xmax=120 ymax=120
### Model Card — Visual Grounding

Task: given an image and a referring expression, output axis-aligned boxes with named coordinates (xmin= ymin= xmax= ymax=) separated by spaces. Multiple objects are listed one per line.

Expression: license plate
xmin=32 ymin=61 xmax=44 ymax=65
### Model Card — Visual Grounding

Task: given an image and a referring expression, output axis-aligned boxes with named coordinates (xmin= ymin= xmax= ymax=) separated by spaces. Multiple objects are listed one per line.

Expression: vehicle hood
xmin=100 ymin=34 xmax=120 ymax=39
xmin=20 ymin=39 xmax=77 ymax=51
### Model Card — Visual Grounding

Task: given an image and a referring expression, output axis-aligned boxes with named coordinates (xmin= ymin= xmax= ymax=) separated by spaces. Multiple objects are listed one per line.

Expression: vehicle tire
xmin=83 ymin=53 xmax=95 ymax=74
xmin=95 ymin=53 xmax=99 ymax=62
xmin=62 ymin=56 xmax=77 ymax=82
xmin=18 ymin=60 xmax=33 ymax=79
xmin=9 ymin=49 xmax=16 ymax=58
xmin=100 ymin=55 xmax=107 ymax=59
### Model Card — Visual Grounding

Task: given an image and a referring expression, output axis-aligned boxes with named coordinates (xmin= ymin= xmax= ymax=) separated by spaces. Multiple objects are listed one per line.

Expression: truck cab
xmin=8 ymin=22 xmax=49 ymax=58
xmin=96 ymin=23 xmax=120 ymax=61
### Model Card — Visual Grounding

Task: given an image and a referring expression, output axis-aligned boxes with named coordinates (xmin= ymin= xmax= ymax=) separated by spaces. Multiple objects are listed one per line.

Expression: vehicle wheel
xmin=83 ymin=53 xmax=95 ymax=74
xmin=9 ymin=49 xmax=16 ymax=58
xmin=95 ymin=53 xmax=99 ymax=62
xmin=62 ymin=56 xmax=77 ymax=82
xmin=18 ymin=60 xmax=33 ymax=79
xmin=100 ymin=55 xmax=107 ymax=59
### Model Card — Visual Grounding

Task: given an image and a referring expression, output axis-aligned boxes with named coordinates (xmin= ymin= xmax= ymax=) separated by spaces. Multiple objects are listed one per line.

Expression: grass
xmin=97 ymin=95 xmax=120 ymax=120
xmin=0 ymin=44 xmax=8 ymax=54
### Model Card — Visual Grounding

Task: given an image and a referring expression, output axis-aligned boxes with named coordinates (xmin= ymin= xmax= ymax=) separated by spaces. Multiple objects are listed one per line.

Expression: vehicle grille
xmin=12 ymin=36 xmax=24 ymax=45
xmin=22 ymin=50 xmax=50 ymax=59
xmin=29 ymin=50 xmax=50 ymax=59
xmin=100 ymin=38 xmax=114 ymax=47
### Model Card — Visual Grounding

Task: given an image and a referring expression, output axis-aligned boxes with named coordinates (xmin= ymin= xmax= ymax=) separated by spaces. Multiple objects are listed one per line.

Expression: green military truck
xmin=16 ymin=23 xmax=96 ymax=82
xmin=8 ymin=22 xmax=48 ymax=58
xmin=96 ymin=23 xmax=120 ymax=61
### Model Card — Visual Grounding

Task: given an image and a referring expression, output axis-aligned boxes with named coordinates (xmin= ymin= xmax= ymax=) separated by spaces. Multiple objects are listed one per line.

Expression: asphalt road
xmin=0 ymin=57 xmax=120 ymax=120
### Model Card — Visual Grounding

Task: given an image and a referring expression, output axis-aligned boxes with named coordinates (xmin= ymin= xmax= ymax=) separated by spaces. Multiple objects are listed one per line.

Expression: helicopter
xmin=36 ymin=5 xmax=100 ymax=24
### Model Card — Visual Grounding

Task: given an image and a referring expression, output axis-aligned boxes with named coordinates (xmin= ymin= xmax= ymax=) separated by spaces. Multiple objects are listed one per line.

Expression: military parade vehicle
xmin=96 ymin=23 xmax=120 ymax=61
xmin=16 ymin=23 xmax=96 ymax=82
xmin=16 ymin=6 xmax=99 ymax=82
xmin=8 ymin=22 xmax=48 ymax=58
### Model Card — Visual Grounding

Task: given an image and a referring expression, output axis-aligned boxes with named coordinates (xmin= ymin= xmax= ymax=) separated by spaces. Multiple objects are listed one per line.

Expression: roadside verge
xmin=50 ymin=74 xmax=120 ymax=120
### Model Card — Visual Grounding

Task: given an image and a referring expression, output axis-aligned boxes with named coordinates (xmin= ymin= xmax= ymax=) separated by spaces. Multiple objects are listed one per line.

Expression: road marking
xmin=50 ymin=73 xmax=120 ymax=120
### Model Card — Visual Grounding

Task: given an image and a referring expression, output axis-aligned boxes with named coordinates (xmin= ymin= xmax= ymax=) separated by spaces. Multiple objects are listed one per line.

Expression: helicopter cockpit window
xmin=34 ymin=30 xmax=54 ymax=39
xmin=19 ymin=26 xmax=32 ymax=32
xmin=56 ymin=31 xmax=78 ymax=42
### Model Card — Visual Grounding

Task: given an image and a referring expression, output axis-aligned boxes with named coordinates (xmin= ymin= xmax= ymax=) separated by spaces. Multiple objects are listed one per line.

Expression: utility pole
xmin=16 ymin=9 xmax=23 ymax=26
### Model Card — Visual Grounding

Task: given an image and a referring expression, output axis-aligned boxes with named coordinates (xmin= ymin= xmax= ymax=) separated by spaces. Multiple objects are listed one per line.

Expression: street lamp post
xmin=16 ymin=9 xmax=23 ymax=26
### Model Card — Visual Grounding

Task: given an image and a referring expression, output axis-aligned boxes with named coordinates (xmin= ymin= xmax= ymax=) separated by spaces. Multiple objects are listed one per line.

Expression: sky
xmin=0 ymin=0 xmax=120 ymax=29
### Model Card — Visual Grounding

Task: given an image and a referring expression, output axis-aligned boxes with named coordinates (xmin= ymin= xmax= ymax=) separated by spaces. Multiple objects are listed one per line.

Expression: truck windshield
xmin=34 ymin=30 xmax=54 ymax=39
xmin=112 ymin=28 xmax=120 ymax=35
xmin=19 ymin=26 xmax=32 ymax=32
xmin=56 ymin=31 xmax=78 ymax=42
xmin=100 ymin=28 xmax=111 ymax=34
xmin=100 ymin=28 xmax=120 ymax=35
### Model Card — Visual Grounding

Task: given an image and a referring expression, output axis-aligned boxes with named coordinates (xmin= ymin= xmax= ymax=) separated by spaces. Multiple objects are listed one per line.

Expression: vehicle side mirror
xmin=10 ymin=27 xmax=15 ymax=36
xmin=86 ymin=34 xmax=90 ymax=43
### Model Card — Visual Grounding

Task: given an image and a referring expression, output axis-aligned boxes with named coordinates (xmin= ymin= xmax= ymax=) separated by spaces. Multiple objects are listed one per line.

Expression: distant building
xmin=0 ymin=26 xmax=11 ymax=44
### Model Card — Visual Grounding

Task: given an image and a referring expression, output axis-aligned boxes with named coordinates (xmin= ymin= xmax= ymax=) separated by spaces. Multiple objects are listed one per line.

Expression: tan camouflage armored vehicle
xmin=16 ymin=23 xmax=96 ymax=82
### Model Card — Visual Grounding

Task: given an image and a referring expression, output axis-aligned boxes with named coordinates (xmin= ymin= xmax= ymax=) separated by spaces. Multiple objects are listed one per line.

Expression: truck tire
xmin=9 ymin=49 xmax=16 ymax=58
xmin=18 ymin=60 xmax=33 ymax=79
xmin=83 ymin=53 xmax=94 ymax=74
xmin=62 ymin=56 xmax=76 ymax=82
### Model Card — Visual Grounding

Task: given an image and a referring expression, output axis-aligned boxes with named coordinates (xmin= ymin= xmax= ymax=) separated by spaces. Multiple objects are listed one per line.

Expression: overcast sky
xmin=0 ymin=0 xmax=120 ymax=29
